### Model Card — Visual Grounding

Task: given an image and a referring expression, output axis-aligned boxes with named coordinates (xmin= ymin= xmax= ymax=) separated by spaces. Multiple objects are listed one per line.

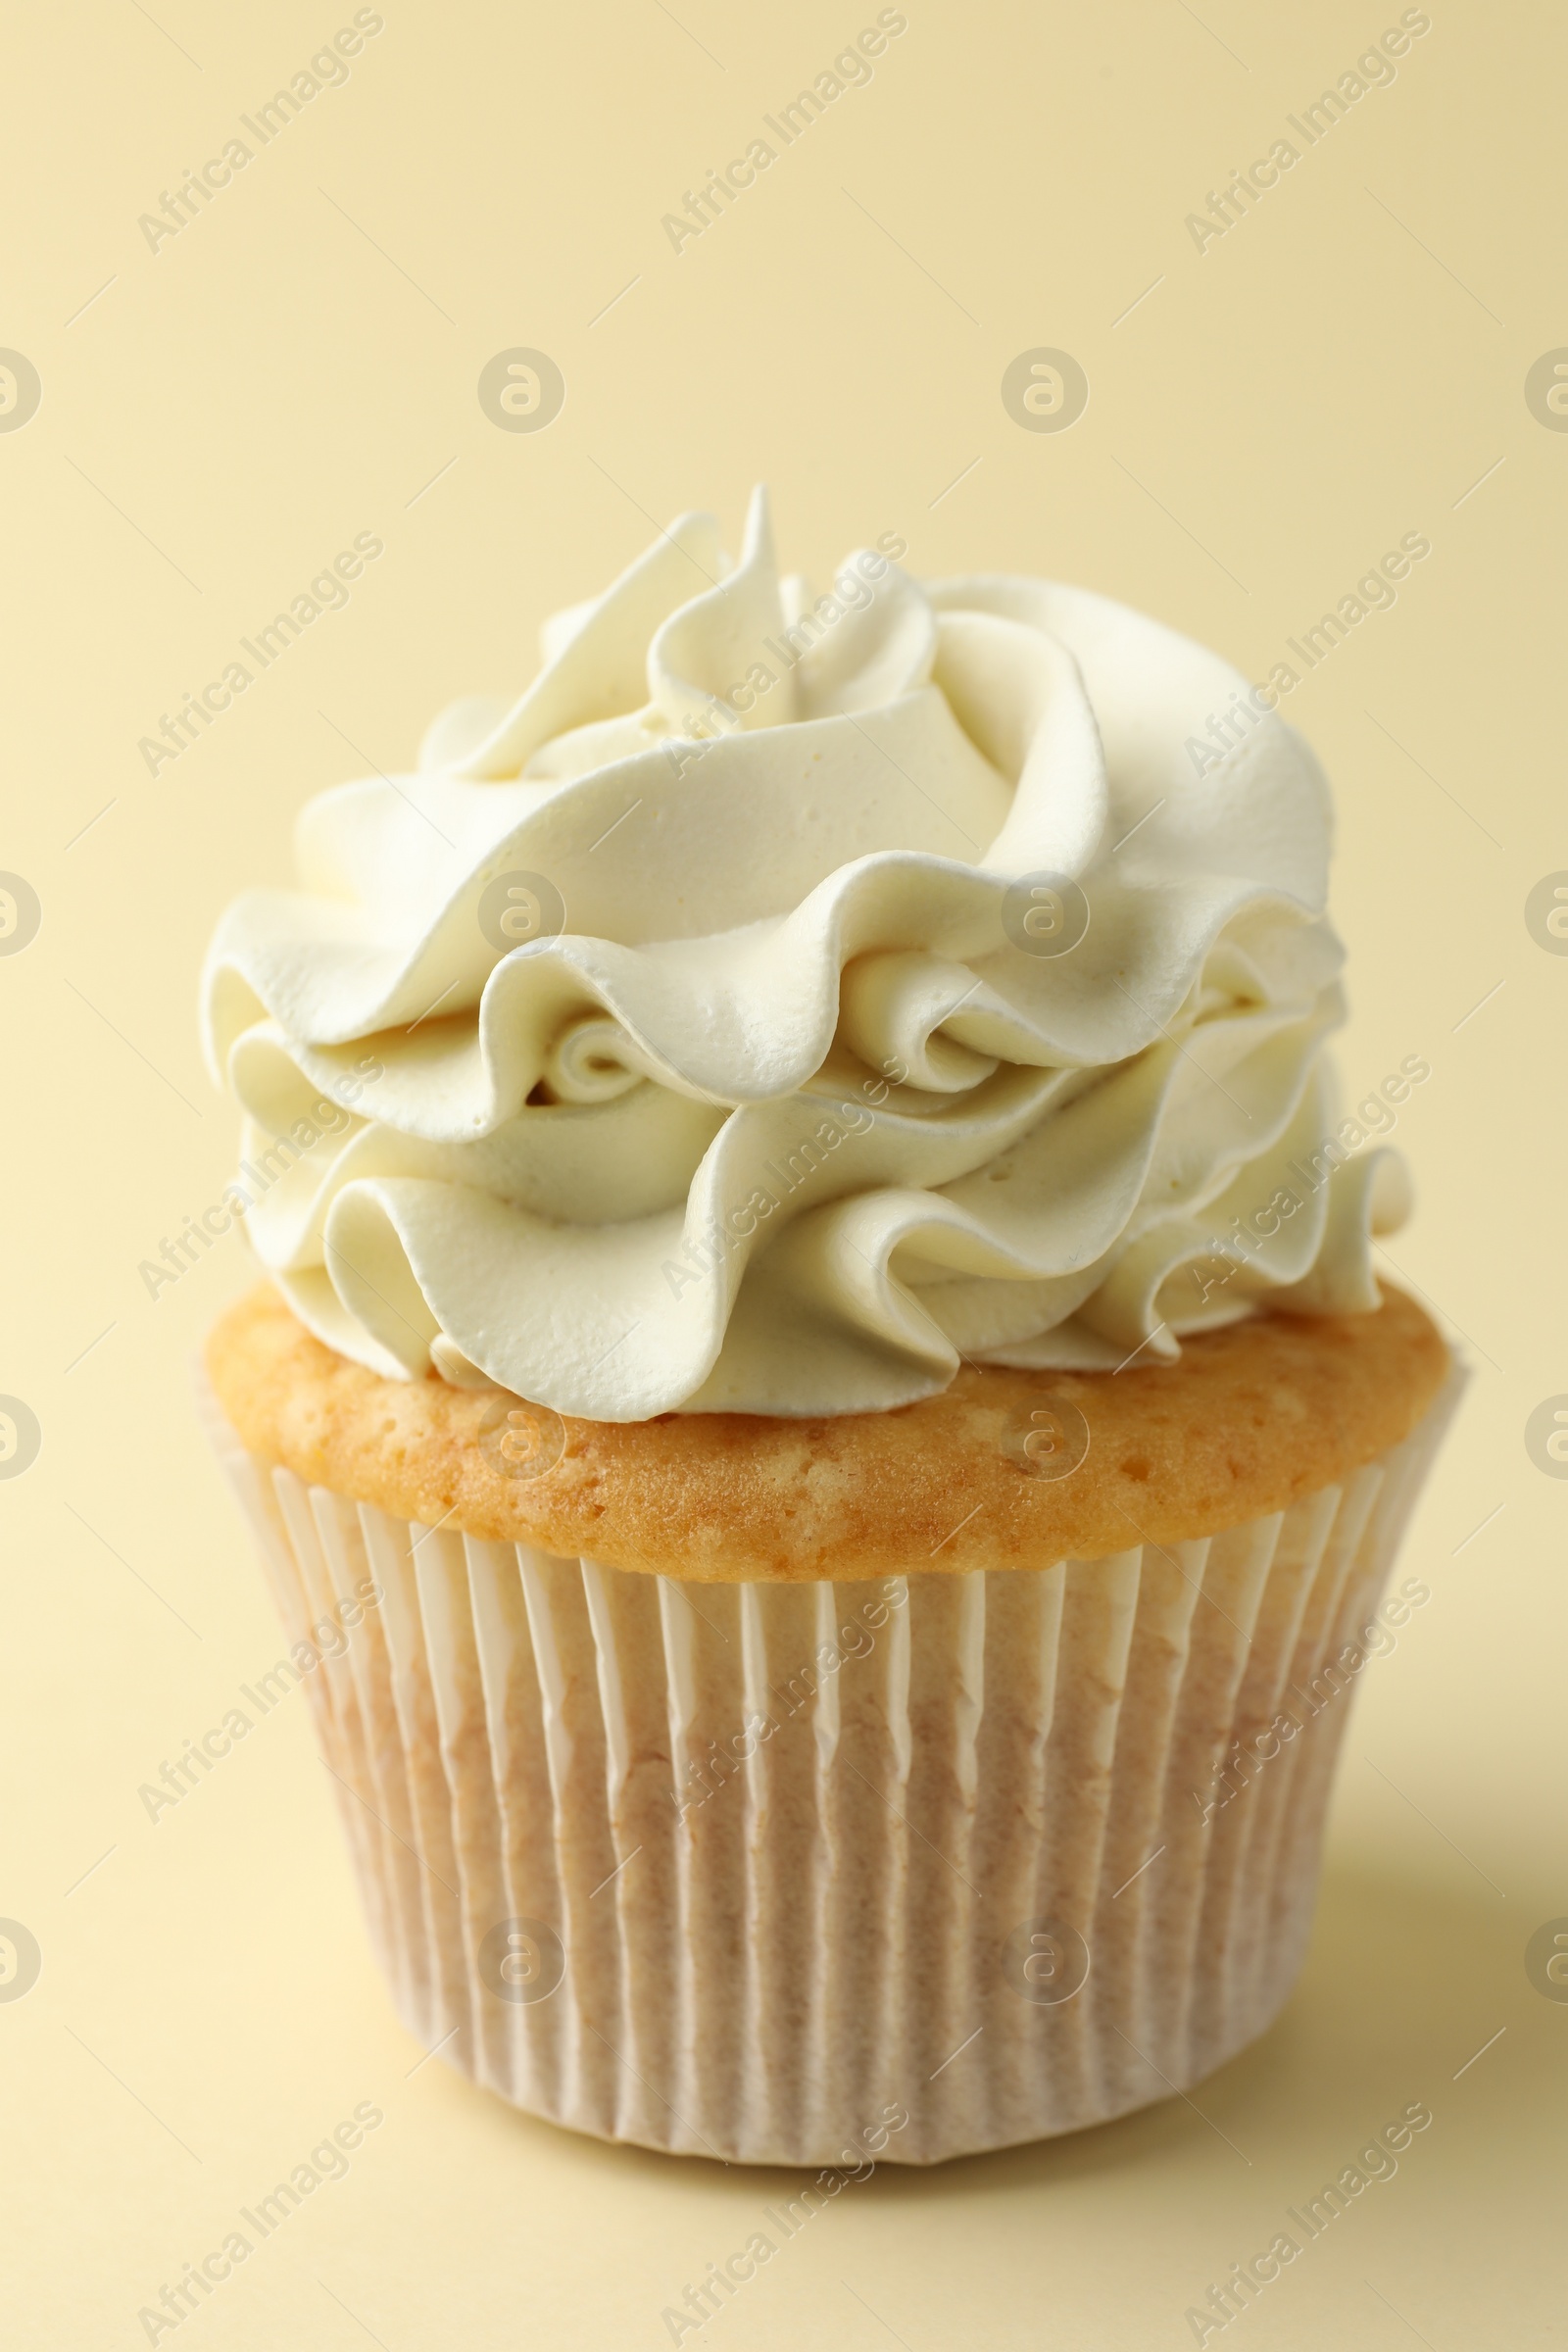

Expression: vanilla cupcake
xmin=201 ymin=492 xmax=1457 ymax=2164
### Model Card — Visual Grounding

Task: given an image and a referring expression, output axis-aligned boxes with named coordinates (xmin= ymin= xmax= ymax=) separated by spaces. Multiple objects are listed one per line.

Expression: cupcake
xmin=201 ymin=489 xmax=1457 ymax=2165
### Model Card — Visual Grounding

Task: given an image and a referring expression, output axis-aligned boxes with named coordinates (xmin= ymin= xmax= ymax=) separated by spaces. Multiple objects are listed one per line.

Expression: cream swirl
xmin=203 ymin=489 xmax=1409 ymax=1419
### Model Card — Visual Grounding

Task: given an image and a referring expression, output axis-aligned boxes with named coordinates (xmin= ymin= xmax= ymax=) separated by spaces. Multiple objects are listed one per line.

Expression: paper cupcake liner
xmin=200 ymin=1364 xmax=1461 ymax=2166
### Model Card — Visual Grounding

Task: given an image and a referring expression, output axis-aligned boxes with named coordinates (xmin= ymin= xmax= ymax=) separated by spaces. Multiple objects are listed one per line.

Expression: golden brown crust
xmin=205 ymin=1282 xmax=1448 ymax=1583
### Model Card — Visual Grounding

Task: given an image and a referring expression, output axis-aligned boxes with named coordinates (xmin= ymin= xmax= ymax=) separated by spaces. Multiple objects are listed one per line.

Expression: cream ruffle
xmin=204 ymin=490 xmax=1404 ymax=1417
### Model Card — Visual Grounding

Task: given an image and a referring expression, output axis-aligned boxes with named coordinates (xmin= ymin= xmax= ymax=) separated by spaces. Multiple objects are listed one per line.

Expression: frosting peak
xmin=204 ymin=490 xmax=1408 ymax=1419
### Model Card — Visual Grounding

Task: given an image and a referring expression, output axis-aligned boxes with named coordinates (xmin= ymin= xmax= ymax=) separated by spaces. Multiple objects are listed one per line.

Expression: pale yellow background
xmin=3 ymin=2 xmax=1565 ymax=2344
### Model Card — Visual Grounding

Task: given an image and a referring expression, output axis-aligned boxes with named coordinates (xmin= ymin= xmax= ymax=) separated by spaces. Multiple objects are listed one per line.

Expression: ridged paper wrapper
xmin=200 ymin=1366 xmax=1460 ymax=2166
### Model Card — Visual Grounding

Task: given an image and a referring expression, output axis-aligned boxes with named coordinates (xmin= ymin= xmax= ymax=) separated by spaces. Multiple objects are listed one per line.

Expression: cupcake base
xmin=201 ymin=1361 xmax=1460 ymax=2166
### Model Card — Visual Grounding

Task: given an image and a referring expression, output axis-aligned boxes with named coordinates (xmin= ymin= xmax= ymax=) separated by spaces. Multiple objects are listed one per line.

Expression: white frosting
xmin=204 ymin=489 xmax=1409 ymax=1419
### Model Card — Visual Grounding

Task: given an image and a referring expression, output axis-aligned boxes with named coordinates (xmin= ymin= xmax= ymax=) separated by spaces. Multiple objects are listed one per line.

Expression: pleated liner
xmin=202 ymin=1369 xmax=1460 ymax=2167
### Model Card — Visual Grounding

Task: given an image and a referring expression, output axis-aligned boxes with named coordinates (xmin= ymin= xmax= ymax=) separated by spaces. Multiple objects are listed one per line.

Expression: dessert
xmin=201 ymin=490 xmax=1457 ymax=2162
